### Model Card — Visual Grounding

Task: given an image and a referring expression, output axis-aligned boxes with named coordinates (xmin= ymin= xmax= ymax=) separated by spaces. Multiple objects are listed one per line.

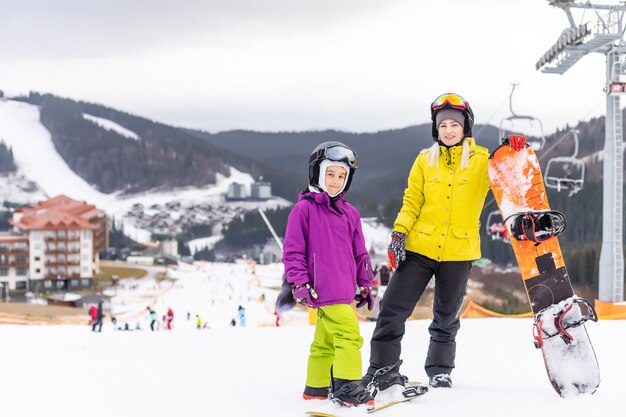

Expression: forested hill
xmin=188 ymin=124 xmax=503 ymax=203
xmin=14 ymin=93 xmax=274 ymax=195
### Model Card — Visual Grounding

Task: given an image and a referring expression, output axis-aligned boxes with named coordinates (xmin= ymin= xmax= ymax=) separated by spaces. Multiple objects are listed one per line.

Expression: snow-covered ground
xmin=0 ymin=260 xmax=622 ymax=417
xmin=0 ymin=171 xmax=46 ymax=204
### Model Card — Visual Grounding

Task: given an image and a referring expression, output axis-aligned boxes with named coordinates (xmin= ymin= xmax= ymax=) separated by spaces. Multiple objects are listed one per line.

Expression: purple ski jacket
xmin=282 ymin=191 xmax=374 ymax=308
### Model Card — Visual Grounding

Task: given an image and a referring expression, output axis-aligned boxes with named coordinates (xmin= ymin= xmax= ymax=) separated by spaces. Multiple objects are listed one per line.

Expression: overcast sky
xmin=0 ymin=0 xmax=619 ymax=135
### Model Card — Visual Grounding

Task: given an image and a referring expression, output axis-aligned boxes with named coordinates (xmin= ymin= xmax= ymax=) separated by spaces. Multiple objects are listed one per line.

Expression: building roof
xmin=11 ymin=194 xmax=104 ymax=231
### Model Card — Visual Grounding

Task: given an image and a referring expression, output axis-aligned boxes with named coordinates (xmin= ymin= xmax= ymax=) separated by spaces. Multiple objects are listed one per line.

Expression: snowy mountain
xmin=0 ymin=260 xmax=622 ymax=417
xmin=0 ymin=98 xmax=290 ymax=243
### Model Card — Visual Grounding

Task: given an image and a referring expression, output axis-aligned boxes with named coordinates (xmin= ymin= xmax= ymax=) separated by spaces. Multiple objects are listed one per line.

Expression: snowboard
xmin=487 ymin=140 xmax=600 ymax=397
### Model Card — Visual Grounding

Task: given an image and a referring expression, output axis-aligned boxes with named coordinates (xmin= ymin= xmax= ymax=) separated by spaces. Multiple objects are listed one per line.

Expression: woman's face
xmin=438 ymin=119 xmax=464 ymax=146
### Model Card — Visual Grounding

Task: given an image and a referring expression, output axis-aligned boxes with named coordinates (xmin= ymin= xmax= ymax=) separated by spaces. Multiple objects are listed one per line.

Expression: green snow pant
xmin=306 ymin=304 xmax=363 ymax=388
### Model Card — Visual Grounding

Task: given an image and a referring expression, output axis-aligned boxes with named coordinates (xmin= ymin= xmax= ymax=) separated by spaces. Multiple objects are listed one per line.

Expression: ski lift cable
xmin=474 ymin=96 xmax=510 ymax=139
xmin=535 ymin=96 xmax=604 ymax=163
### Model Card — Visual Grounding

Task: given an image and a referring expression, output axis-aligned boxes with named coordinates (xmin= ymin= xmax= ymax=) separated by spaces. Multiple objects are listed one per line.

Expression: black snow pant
xmin=367 ymin=251 xmax=471 ymax=378
xmin=92 ymin=318 xmax=103 ymax=332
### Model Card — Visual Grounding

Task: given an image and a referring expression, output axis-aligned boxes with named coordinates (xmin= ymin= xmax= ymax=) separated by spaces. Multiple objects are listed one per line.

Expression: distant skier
xmin=489 ymin=222 xmax=509 ymax=241
xmin=378 ymin=263 xmax=391 ymax=286
xmin=147 ymin=306 xmax=158 ymax=331
xmin=367 ymin=93 xmax=526 ymax=392
xmin=92 ymin=301 xmax=104 ymax=332
xmin=88 ymin=304 xmax=97 ymax=326
xmin=281 ymin=141 xmax=375 ymax=407
xmin=237 ymin=305 xmax=246 ymax=327
xmin=166 ymin=307 xmax=174 ymax=330
xmin=196 ymin=314 xmax=202 ymax=329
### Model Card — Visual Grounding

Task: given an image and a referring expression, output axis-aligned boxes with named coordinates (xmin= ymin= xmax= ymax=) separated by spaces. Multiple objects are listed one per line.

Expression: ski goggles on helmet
xmin=313 ymin=145 xmax=358 ymax=168
xmin=431 ymin=93 xmax=468 ymax=111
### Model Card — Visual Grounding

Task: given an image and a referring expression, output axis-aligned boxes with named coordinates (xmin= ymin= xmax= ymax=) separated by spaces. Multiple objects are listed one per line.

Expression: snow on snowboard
xmin=488 ymin=137 xmax=600 ymax=397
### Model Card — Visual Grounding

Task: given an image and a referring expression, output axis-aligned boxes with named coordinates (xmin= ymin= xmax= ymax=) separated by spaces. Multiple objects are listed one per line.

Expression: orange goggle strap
xmin=431 ymin=93 xmax=468 ymax=111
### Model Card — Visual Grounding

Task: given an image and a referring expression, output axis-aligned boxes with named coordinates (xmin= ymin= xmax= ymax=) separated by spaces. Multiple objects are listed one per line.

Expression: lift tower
xmin=536 ymin=0 xmax=624 ymax=303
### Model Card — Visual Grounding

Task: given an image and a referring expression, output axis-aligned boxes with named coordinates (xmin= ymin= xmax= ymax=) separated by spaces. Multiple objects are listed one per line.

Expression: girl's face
xmin=324 ymin=165 xmax=347 ymax=196
xmin=438 ymin=119 xmax=464 ymax=146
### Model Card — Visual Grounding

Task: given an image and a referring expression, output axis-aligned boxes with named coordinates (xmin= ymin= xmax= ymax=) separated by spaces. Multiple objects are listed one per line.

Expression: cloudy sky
xmin=0 ymin=0 xmax=618 ymax=134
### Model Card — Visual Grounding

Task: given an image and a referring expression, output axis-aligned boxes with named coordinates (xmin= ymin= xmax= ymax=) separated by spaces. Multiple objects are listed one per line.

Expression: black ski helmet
xmin=308 ymin=141 xmax=358 ymax=193
xmin=430 ymin=93 xmax=475 ymax=141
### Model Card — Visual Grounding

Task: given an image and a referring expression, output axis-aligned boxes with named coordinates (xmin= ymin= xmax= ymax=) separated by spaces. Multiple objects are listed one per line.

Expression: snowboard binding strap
xmin=505 ymin=210 xmax=566 ymax=244
xmin=366 ymin=360 xmax=427 ymax=399
xmin=329 ymin=384 xmax=372 ymax=408
xmin=366 ymin=360 xmax=403 ymax=398
xmin=532 ymin=297 xmax=598 ymax=348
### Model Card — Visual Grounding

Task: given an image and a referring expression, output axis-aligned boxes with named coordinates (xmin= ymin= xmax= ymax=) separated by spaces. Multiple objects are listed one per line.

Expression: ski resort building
xmin=0 ymin=233 xmax=30 ymax=298
xmin=0 ymin=195 xmax=108 ymax=293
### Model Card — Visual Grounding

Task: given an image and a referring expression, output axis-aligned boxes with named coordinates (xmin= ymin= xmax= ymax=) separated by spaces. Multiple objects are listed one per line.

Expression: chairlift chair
xmin=499 ymin=84 xmax=546 ymax=151
xmin=545 ymin=158 xmax=585 ymax=196
xmin=499 ymin=118 xmax=546 ymax=151
xmin=486 ymin=209 xmax=510 ymax=243
xmin=544 ymin=129 xmax=585 ymax=197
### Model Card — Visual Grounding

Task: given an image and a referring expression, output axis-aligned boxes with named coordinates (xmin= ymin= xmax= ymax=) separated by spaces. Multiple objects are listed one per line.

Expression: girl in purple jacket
xmin=282 ymin=141 xmax=375 ymax=408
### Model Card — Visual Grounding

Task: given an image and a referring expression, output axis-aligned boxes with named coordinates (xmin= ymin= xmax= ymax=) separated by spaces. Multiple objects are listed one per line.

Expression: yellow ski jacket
xmin=393 ymin=137 xmax=490 ymax=261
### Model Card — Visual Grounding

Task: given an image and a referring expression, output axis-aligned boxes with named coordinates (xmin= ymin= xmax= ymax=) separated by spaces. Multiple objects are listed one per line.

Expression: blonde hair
xmin=427 ymin=142 xmax=440 ymax=168
xmin=460 ymin=139 xmax=470 ymax=169
xmin=427 ymin=139 xmax=470 ymax=170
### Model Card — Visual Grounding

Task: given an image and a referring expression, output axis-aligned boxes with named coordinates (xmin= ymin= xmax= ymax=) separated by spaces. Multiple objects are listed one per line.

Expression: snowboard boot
xmin=429 ymin=373 xmax=452 ymax=388
xmin=330 ymin=378 xmax=374 ymax=407
xmin=302 ymin=385 xmax=329 ymax=400
xmin=363 ymin=360 xmax=407 ymax=396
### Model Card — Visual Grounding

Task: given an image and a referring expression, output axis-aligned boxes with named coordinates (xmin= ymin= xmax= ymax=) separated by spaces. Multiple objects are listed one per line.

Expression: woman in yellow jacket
xmin=364 ymin=93 xmax=525 ymax=392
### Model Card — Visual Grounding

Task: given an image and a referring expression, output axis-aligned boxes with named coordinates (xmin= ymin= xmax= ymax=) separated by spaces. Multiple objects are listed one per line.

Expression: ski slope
xmin=83 ymin=113 xmax=141 ymax=141
xmin=0 ymin=99 xmax=289 ymax=242
xmin=0 ymin=100 xmax=259 ymax=214
xmin=0 ymin=261 xmax=622 ymax=417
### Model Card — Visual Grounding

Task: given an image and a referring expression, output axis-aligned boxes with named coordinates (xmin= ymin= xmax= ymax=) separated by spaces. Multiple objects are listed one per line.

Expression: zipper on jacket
xmin=365 ymin=261 xmax=374 ymax=283
xmin=313 ymin=253 xmax=317 ymax=290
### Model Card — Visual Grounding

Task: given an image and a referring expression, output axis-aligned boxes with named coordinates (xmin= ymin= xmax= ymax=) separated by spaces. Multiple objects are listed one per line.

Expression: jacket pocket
xmin=448 ymin=226 xmax=479 ymax=257
xmin=452 ymin=227 xmax=476 ymax=239
xmin=413 ymin=222 xmax=436 ymax=235
xmin=408 ymin=222 xmax=437 ymax=253
xmin=424 ymin=176 xmax=442 ymax=196
xmin=454 ymin=175 xmax=473 ymax=185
